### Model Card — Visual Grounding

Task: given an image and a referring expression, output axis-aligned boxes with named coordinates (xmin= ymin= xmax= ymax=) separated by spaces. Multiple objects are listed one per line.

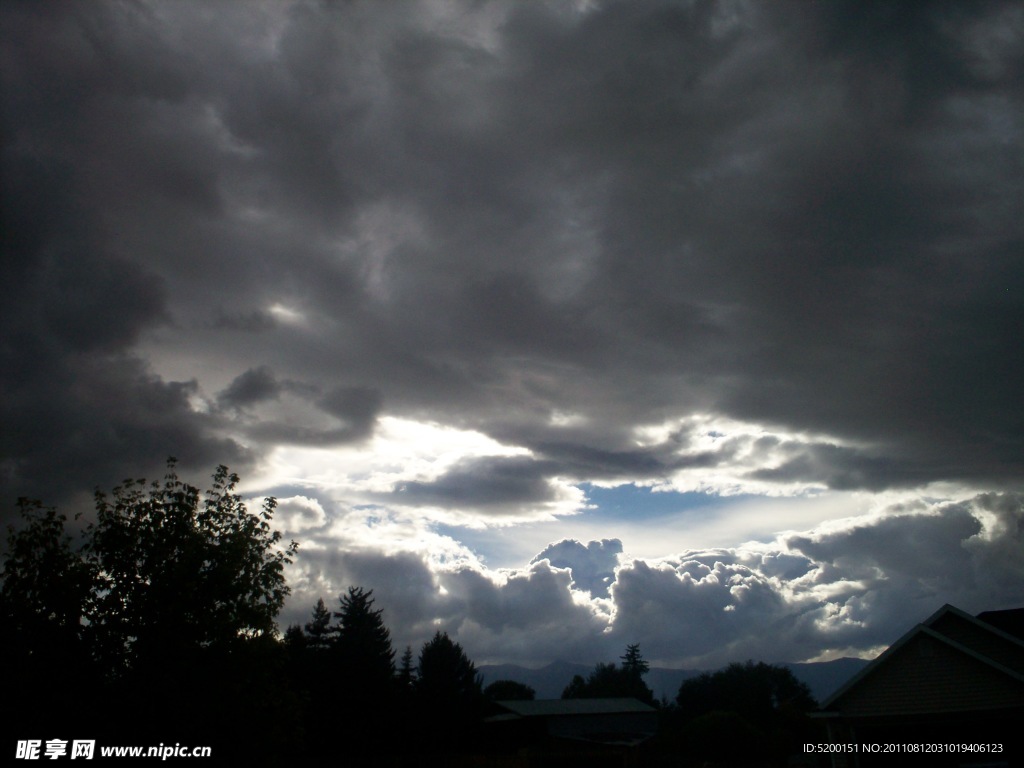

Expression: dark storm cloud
xmin=317 ymin=385 xmax=381 ymax=433
xmin=394 ymin=456 xmax=557 ymax=509
xmin=210 ymin=309 xmax=278 ymax=333
xmin=386 ymin=439 xmax=701 ymax=514
xmin=745 ymin=442 xmax=932 ymax=491
xmin=2 ymin=0 xmax=1022 ymax=517
xmin=218 ymin=366 xmax=283 ymax=409
xmin=219 ymin=369 xmax=382 ymax=446
xmin=532 ymin=441 xmax=679 ymax=477
xmin=1 ymin=11 xmax=246 ymax=512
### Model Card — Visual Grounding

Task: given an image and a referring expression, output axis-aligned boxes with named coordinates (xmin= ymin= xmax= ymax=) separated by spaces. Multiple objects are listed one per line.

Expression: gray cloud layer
xmin=3 ymin=0 xmax=1021 ymax=510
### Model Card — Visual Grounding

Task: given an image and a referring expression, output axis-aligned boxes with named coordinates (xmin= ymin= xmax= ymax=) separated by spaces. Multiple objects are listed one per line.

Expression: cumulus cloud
xmin=531 ymin=538 xmax=623 ymax=598
xmin=273 ymin=495 xmax=328 ymax=534
xmin=282 ymin=531 xmax=608 ymax=665
xmin=277 ymin=492 xmax=1023 ymax=667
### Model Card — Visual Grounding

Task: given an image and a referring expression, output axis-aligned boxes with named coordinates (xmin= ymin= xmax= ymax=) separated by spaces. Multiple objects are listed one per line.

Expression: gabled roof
xmin=489 ymin=698 xmax=659 ymax=749
xmin=821 ymin=603 xmax=1024 ymax=715
xmin=977 ymin=607 xmax=1024 ymax=642
xmin=495 ymin=698 xmax=656 ymax=718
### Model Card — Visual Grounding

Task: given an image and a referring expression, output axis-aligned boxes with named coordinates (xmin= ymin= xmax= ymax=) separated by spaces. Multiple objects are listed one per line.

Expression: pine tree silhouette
xmin=333 ymin=586 xmax=395 ymax=681
xmin=304 ymin=597 xmax=333 ymax=651
xmin=414 ymin=631 xmax=484 ymax=753
xmin=398 ymin=645 xmax=416 ymax=691
xmin=621 ymin=643 xmax=650 ymax=677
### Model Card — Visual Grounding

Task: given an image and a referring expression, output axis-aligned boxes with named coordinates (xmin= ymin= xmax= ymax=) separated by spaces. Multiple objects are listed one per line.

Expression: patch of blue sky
xmin=578 ymin=483 xmax=752 ymax=523
xmin=433 ymin=483 xmax=752 ymax=568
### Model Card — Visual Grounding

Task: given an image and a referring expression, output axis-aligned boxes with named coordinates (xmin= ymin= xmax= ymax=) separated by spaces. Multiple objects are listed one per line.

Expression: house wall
xmin=546 ymin=711 xmax=659 ymax=742
xmin=835 ymin=633 xmax=1024 ymax=717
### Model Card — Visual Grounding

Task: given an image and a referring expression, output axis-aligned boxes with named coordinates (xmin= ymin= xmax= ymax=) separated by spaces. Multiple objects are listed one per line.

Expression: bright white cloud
xmin=273 ymin=494 xmax=327 ymax=532
xmin=277 ymin=491 xmax=1024 ymax=668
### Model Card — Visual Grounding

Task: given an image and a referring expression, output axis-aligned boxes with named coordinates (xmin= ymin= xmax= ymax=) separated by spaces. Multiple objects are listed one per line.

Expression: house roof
xmin=977 ymin=607 xmax=1024 ymax=642
xmin=495 ymin=698 xmax=657 ymax=718
xmin=488 ymin=698 xmax=660 ymax=749
xmin=821 ymin=603 xmax=1024 ymax=716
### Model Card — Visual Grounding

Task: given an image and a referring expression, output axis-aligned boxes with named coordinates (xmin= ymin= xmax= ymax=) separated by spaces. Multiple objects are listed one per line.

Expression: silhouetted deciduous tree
xmin=86 ymin=460 xmax=297 ymax=673
xmin=675 ymin=660 xmax=815 ymax=721
xmin=1 ymin=459 xmax=301 ymax=754
xmin=1 ymin=499 xmax=97 ymax=728
xmin=672 ymin=660 xmax=818 ymax=763
xmin=484 ymin=679 xmax=536 ymax=701
xmin=1 ymin=499 xmax=94 ymax=650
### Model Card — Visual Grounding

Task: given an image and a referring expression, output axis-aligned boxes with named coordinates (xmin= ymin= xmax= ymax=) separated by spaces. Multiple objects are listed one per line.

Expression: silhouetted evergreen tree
xmin=415 ymin=631 xmax=484 ymax=753
xmin=621 ymin=642 xmax=650 ymax=676
xmin=321 ymin=586 xmax=396 ymax=757
xmin=284 ymin=623 xmax=306 ymax=653
xmin=397 ymin=644 xmax=416 ymax=690
xmin=304 ymin=596 xmax=333 ymax=651
xmin=417 ymin=631 xmax=482 ymax=703
xmin=333 ymin=586 xmax=395 ymax=680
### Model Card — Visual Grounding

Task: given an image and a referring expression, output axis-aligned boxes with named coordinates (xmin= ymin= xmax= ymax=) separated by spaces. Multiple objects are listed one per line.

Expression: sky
xmin=2 ymin=0 xmax=1022 ymax=670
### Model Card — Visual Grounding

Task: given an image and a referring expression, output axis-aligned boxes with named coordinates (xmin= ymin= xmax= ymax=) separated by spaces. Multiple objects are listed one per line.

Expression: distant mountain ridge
xmin=479 ymin=657 xmax=870 ymax=704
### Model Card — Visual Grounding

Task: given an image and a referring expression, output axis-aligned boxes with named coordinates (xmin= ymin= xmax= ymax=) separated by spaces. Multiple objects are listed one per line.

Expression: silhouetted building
xmin=484 ymin=697 xmax=658 ymax=767
xmin=816 ymin=604 xmax=1024 ymax=767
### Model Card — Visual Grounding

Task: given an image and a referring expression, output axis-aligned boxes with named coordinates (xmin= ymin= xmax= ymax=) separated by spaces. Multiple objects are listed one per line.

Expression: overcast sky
xmin=3 ymin=0 xmax=1022 ymax=669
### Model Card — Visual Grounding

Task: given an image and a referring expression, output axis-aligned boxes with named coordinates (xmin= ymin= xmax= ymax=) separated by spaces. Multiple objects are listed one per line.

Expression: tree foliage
xmin=1 ymin=460 xmax=300 ymax=751
xmin=1 ymin=499 xmax=94 ymax=647
xmin=284 ymin=622 xmax=307 ymax=653
xmin=561 ymin=644 xmax=655 ymax=704
xmin=304 ymin=596 xmax=333 ymax=651
xmin=415 ymin=631 xmax=485 ymax=752
xmin=2 ymin=460 xmax=296 ymax=671
xmin=1 ymin=499 xmax=98 ymax=725
xmin=333 ymin=586 xmax=395 ymax=682
xmin=484 ymin=679 xmax=536 ymax=701
xmin=85 ymin=460 xmax=297 ymax=672
xmin=397 ymin=645 xmax=417 ymax=690
xmin=675 ymin=660 xmax=816 ymax=722
xmin=620 ymin=642 xmax=650 ymax=676
xmin=671 ymin=661 xmax=819 ymax=762
xmin=417 ymin=630 xmax=483 ymax=706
